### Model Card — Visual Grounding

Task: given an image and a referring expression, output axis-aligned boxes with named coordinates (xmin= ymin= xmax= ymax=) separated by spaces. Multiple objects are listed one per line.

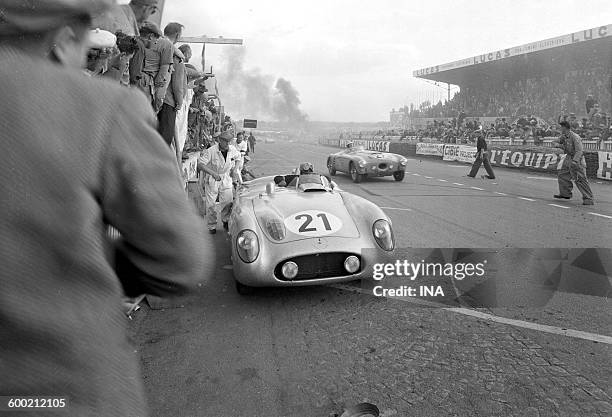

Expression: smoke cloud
xmin=216 ymin=48 xmax=308 ymax=125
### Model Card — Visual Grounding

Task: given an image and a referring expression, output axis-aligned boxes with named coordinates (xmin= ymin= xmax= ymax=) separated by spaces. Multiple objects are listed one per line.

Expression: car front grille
xmin=378 ymin=163 xmax=388 ymax=170
xmin=274 ymin=252 xmax=361 ymax=281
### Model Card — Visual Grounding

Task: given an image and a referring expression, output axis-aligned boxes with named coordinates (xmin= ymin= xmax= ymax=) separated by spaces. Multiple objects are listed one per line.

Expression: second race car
xmin=327 ymin=144 xmax=408 ymax=183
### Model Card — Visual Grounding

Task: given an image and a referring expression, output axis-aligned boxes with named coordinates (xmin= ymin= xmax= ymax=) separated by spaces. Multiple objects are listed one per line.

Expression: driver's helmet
xmin=346 ymin=142 xmax=354 ymax=148
xmin=299 ymin=162 xmax=314 ymax=174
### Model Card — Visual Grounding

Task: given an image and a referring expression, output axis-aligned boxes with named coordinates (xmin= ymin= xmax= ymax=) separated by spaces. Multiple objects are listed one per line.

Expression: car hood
xmin=356 ymin=151 xmax=399 ymax=161
xmin=252 ymin=191 xmax=360 ymax=242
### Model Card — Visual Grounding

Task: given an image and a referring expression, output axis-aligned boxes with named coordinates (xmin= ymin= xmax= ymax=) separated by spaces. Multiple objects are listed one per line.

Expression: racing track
xmin=130 ymin=140 xmax=612 ymax=417
xmin=252 ymin=140 xmax=612 ymax=248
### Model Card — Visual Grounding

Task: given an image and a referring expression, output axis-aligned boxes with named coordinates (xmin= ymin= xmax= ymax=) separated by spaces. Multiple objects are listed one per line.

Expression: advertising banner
xmin=597 ymin=151 xmax=612 ymax=181
xmin=443 ymin=144 xmax=460 ymax=161
xmin=414 ymin=25 xmax=610 ymax=77
xmin=416 ymin=142 xmax=445 ymax=157
xmin=489 ymin=148 xmax=566 ymax=172
xmin=457 ymin=146 xmax=478 ymax=163
xmin=442 ymin=145 xmax=476 ymax=162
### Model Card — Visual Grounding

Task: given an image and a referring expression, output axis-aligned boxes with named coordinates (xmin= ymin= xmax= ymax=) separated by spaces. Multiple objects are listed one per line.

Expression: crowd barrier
xmin=319 ymin=137 xmax=612 ymax=181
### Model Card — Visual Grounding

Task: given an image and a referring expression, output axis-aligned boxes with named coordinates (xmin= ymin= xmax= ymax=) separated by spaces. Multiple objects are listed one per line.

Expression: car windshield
xmin=298 ymin=173 xmax=329 ymax=187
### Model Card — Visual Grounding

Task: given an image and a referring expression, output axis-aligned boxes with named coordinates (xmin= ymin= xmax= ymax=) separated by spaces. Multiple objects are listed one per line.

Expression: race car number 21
xmin=285 ymin=210 xmax=342 ymax=236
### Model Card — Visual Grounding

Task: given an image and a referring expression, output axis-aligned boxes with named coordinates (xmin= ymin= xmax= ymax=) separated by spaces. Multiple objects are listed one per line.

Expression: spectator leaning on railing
xmin=106 ymin=31 xmax=139 ymax=86
xmin=134 ymin=20 xmax=166 ymax=109
xmin=156 ymin=22 xmax=185 ymax=147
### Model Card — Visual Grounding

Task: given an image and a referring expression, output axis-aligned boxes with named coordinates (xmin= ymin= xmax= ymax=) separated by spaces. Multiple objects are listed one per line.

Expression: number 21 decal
xmin=285 ymin=211 xmax=342 ymax=236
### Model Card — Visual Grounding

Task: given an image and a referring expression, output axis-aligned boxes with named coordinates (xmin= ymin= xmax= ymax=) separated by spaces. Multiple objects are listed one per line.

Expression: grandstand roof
xmin=414 ymin=24 xmax=611 ymax=85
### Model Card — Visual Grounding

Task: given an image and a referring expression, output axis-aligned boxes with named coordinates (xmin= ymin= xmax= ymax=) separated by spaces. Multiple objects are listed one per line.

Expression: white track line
xmin=412 ymin=173 xmax=421 ymax=176
xmin=549 ymin=204 xmax=569 ymax=209
xmin=470 ymin=186 xmax=484 ymax=191
xmin=495 ymin=192 xmax=507 ymax=196
xmin=527 ymin=176 xmax=557 ymax=181
xmin=453 ymin=183 xmax=464 ymax=186
xmin=448 ymin=165 xmax=466 ymax=168
xmin=448 ymin=308 xmax=612 ymax=345
xmin=379 ymin=207 xmax=412 ymax=211
xmin=517 ymin=197 xmax=536 ymax=202
xmin=438 ymin=179 xmax=448 ymax=182
xmin=589 ymin=212 xmax=612 ymax=220
xmin=333 ymin=284 xmax=612 ymax=345
xmin=424 ymin=176 xmax=433 ymax=179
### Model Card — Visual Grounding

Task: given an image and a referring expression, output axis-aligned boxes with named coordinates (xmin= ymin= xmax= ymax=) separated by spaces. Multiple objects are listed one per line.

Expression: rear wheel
xmin=393 ymin=171 xmax=405 ymax=181
xmin=350 ymin=163 xmax=363 ymax=183
xmin=235 ymin=280 xmax=255 ymax=295
xmin=327 ymin=158 xmax=336 ymax=176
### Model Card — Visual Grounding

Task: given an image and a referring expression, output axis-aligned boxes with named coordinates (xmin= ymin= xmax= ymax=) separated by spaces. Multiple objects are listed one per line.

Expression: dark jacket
xmin=476 ymin=135 xmax=488 ymax=152
xmin=0 ymin=47 xmax=213 ymax=417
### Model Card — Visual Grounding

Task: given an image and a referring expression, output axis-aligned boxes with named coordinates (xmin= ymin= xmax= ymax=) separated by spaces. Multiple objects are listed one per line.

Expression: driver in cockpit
xmin=274 ymin=162 xmax=317 ymax=187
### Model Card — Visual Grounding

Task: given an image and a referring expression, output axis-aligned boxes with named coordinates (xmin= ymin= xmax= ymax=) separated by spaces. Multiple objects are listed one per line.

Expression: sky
xmin=148 ymin=0 xmax=611 ymax=122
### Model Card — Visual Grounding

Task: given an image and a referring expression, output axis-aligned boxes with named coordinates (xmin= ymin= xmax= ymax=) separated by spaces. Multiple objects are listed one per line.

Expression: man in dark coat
xmin=0 ymin=1 xmax=214 ymax=416
xmin=467 ymin=128 xmax=496 ymax=179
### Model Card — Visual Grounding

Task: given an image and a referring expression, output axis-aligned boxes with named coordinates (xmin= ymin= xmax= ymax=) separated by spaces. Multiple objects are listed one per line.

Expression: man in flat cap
xmin=0 ymin=1 xmax=213 ymax=416
xmin=552 ymin=120 xmax=594 ymax=205
xmin=198 ymin=130 xmax=241 ymax=233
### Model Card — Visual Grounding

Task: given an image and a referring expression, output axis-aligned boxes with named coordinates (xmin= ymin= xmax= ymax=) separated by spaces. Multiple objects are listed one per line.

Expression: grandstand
xmin=408 ymin=24 xmax=611 ymax=127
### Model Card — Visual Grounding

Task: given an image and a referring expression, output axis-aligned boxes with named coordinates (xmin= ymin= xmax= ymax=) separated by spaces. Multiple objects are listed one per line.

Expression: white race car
xmin=228 ymin=163 xmax=395 ymax=294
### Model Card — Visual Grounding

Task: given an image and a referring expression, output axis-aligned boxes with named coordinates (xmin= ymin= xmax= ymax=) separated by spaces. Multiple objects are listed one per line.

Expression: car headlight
xmin=344 ymin=256 xmax=360 ymax=273
xmin=263 ymin=215 xmax=286 ymax=241
xmin=236 ymin=229 xmax=260 ymax=263
xmin=281 ymin=261 xmax=298 ymax=279
xmin=400 ymin=159 xmax=407 ymax=166
xmin=372 ymin=219 xmax=394 ymax=251
xmin=358 ymin=160 xmax=366 ymax=167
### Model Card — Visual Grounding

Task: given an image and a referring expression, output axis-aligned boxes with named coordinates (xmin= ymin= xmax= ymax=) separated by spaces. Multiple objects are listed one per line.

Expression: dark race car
xmin=327 ymin=144 xmax=408 ymax=183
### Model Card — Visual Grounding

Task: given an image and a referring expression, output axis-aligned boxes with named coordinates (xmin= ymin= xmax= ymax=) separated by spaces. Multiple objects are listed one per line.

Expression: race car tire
xmin=327 ymin=158 xmax=336 ymax=176
xmin=393 ymin=171 xmax=405 ymax=181
xmin=350 ymin=163 xmax=363 ymax=183
xmin=235 ymin=280 xmax=256 ymax=295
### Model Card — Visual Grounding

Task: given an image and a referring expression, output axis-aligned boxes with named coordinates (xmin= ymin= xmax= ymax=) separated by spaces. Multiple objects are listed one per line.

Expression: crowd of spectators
xmin=406 ymin=57 xmax=610 ymax=143
xmin=352 ymin=109 xmax=611 ymax=145
xmin=87 ymin=0 xmax=230 ymax=164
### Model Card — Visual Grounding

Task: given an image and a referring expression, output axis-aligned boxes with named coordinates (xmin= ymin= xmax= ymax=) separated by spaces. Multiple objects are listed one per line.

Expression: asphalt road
xmin=253 ymin=141 xmax=612 ymax=248
xmin=128 ymin=140 xmax=611 ymax=417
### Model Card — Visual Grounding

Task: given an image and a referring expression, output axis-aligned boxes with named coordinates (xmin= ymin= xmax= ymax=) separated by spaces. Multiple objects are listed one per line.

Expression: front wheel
xmin=393 ymin=171 xmax=405 ymax=181
xmin=327 ymin=158 xmax=336 ymax=176
xmin=350 ymin=163 xmax=363 ymax=183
